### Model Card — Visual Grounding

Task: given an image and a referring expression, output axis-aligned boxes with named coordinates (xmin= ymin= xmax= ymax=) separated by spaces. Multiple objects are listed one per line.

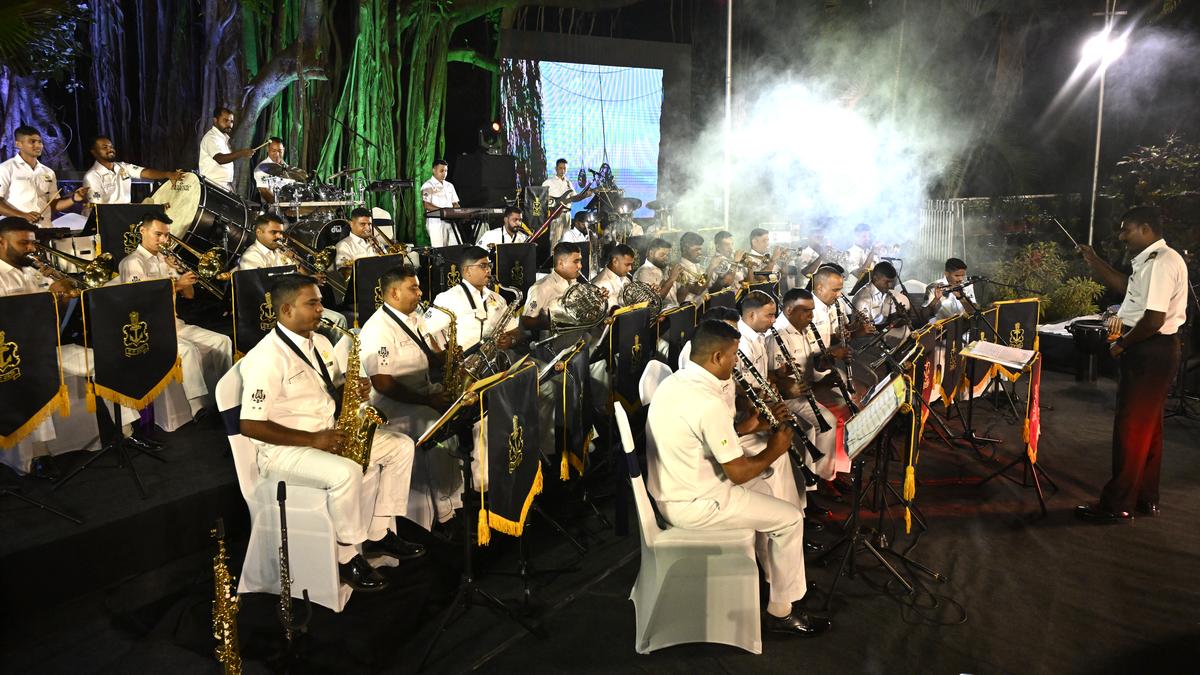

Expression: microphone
xmin=880 ymin=256 xmax=903 ymax=262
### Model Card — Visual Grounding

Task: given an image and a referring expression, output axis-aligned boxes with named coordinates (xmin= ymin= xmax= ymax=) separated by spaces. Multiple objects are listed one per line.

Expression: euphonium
xmin=319 ymin=318 xmax=387 ymax=472
xmin=211 ymin=518 xmax=242 ymax=675
xmin=461 ymin=285 xmax=522 ymax=381
xmin=617 ymin=278 xmax=662 ymax=316
xmin=423 ymin=303 xmax=465 ymax=399
xmin=31 ymin=243 xmax=114 ymax=289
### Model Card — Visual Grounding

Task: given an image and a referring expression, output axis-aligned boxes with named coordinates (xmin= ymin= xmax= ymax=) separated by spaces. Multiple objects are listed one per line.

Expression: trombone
xmin=279 ymin=235 xmax=347 ymax=296
xmin=370 ymin=222 xmax=407 ymax=256
xmin=30 ymin=243 xmax=115 ymax=290
xmin=163 ymin=233 xmax=228 ymax=297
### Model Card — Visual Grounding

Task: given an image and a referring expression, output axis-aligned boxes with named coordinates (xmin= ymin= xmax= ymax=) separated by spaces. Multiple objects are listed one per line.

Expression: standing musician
xmin=198 ymin=108 xmax=257 ymax=192
xmin=0 ymin=126 xmax=87 ymax=227
xmin=358 ymin=266 xmax=464 ymax=530
xmin=521 ymin=241 xmax=586 ymax=332
xmin=635 ymin=238 xmax=682 ymax=310
xmin=542 ymin=158 xmax=593 ymax=244
xmin=1076 ymin=207 xmax=1188 ymax=522
xmin=119 ymin=215 xmax=233 ymax=412
xmin=476 ymin=207 xmax=530 ymax=247
xmin=420 ymin=159 xmax=461 ymax=248
xmin=591 ymin=243 xmax=634 ymax=309
xmin=252 ymin=137 xmax=294 ymax=205
xmin=334 ymin=208 xmax=383 ymax=275
xmin=675 ymin=232 xmax=709 ymax=305
xmin=851 ymin=261 xmax=911 ymax=337
xmin=426 ymin=246 xmax=520 ymax=352
xmin=239 ymin=274 xmax=423 ymax=592
xmin=924 ymin=257 xmax=977 ymax=322
xmin=237 ymin=214 xmax=348 ymax=329
xmin=646 ymin=320 xmax=831 ymax=637
xmin=83 ymin=136 xmax=185 ymax=205
xmin=743 ymin=228 xmax=786 ymax=279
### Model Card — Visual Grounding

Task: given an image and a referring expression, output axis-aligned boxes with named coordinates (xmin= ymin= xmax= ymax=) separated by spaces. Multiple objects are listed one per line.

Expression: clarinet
xmin=808 ymin=323 xmax=860 ymax=413
xmin=276 ymin=482 xmax=311 ymax=650
xmin=885 ymin=288 xmax=912 ymax=326
xmin=735 ymin=350 xmax=824 ymax=462
xmin=731 ymin=368 xmax=821 ymax=488
xmin=766 ymin=327 xmax=833 ymax=433
xmin=833 ymin=300 xmax=859 ymax=395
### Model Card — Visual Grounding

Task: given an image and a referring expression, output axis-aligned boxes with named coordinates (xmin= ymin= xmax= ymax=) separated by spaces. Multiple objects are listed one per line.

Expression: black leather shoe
xmin=1075 ymin=504 xmax=1133 ymax=524
xmin=804 ymin=540 xmax=825 ymax=554
xmin=362 ymin=531 xmax=426 ymax=560
xmin=765 ymin=610 xmax=831 ymax=637
xmin=125 ymin=436 xmax=161 ymax=453
xmin=131 ymin=432 xmax=163 ymax=449
xmin=29 ymin=456 xmax=59 ymax=481
xmin=804 ymin=519 xmax=825 ymax=533
xmin=338 ymin=554 xmax=389 ymax=591
xmin=1136 ymin=501 xmax=1160 ymax=517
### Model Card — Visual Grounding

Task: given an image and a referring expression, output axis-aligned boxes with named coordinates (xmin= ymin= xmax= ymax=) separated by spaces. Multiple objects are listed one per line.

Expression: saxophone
xmin=319 ymin=318 xmax=387 ymax=473
xmin=424 ymin=303 xmax=465 ymax=400
xmin=212 ymin=518 xmax=242 ymax=675
xmin=461 ymin=285 xmax=523 ymax=381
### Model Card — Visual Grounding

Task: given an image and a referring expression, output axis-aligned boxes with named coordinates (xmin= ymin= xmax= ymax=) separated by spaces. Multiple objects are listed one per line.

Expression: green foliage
xmin=1101 ymin=134 xmax=1200 ymax=258
xmin=0 ymin=1 xmax=86 ymax=83
xmin=993 ymin=242 xmax=1103 ymax=322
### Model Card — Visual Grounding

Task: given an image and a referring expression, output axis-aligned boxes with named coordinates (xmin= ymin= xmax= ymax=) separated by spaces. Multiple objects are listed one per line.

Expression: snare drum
xmin=1068 ymin=319 xmax=1110 ymax=355
xmin=146 ymin=172 xmax=251 ymax=253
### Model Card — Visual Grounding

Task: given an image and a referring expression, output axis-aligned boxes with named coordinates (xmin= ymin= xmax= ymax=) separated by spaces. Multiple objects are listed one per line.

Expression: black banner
xmin=352 ymin=253 xmax=410 ymax=327
xmin=479 ymin=362 xmax=543 ymax=543
xmin=609 ymin=305 xmax=655 ymax=409
xmin=231 ymin=266 xmax=293 ymax=357
xmin=939 ymin=314 xmax=970 ymax=404
xmin=92 ymin=203 xmax=168 ymax=267
xmin=746 ymin=278 xmax=780 ymax=304
xmin=0 ymin=293 xmax=68 ymax=447
xmin=555 ymin=340 xmax=593 ymax=480
xmin=523 ymin=186 xmax=550 ymax=237
xmin=419 ymin=245 xmax=467 ymax=300
xmin=82 ymin=279 xmax=180 ymax=410
xmin=994 ymin=298 xmax=1040 ymax=351
xmin=491 ymin=242 xmax=537 ymax=301
xmin=658 ymin=302 xmax=697 ymax=368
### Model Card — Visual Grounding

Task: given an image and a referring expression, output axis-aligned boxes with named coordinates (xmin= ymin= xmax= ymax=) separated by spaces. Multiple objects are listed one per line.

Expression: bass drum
xmin=285 ymin=218 xmax=351 ymax=263
xmin=145 ymin=172 xmax=252 ymax=254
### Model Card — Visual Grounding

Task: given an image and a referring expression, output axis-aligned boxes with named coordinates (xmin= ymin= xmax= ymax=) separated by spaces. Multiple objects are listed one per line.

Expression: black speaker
xmin=453 ymin=152 xmax=517 ymax=207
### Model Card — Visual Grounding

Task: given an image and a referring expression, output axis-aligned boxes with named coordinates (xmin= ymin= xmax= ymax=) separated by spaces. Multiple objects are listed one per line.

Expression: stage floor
xmin=2 ymin=370 xmax=1198 ymax=674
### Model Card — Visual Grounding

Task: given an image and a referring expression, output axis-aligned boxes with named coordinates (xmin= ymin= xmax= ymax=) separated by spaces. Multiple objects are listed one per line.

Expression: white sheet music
xmin=960 ymin=340 xmax=1035 ymax=371
xmin=844 ymin=375 xmax=906 ymax=460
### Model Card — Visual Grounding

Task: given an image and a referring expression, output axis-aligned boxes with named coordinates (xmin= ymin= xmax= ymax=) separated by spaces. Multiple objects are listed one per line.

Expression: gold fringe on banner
xmin=476 ymin=366 xmax=547 ymax=545
xmin=1024 ymin=361 xmax=1038 ymax=465
xmin=87 ymin=357 xmax=182 ymax=412
xmin=0 ymin=383 xmax=69 ymax=449
xmin=486 ymin=465 xmax=544 ymax=537
xmin=902 ymin=366 xmax=921 ymax=534
xmin=477 ymin=396 xmax=491 ymax=546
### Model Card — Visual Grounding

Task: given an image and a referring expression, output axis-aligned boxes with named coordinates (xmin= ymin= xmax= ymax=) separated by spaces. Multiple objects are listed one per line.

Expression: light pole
xmin=1082 ymin=9 xmax=1128 ymax=245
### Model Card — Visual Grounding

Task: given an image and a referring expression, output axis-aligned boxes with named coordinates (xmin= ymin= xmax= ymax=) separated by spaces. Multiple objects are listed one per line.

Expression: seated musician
xmin=769 ymin=289 xmax=840 ymax=479
xmin=521 ymin=241 xmax=585 ymax=333
xmin=711 ymin=230 xmax=748 ymax=286
xmin=675 ymin=232 xmax=709 ymax=305
xmin=252 ymin=137 xmax=293 ymax=205
xmin=476 ymin=207 xmax=530 ymax=247
xmin=238 ymin=214 xmax=347 ymax=330
xmin=119 ymin=215 xmax=233 ymax=413
xmin=83 ymin=136 xmax=184 ymax=206
xmin=591 ymin=243 xmax=634 ymax=309
xmin=558 ymin=211 xmax=591 ymax=244
xmin=239 ymin=274 xmax=423 ymax=592
xmin=426 ymin=246 xmax=520 ymax=354
xmin=851 ymin=261 xmax=912 ymax=338
xmin=646 ymin=320 xmax=830 ymax=637
xmin=743 ymin=228 xmax=785 ymax=279
xmin=844 ymin=223 xmax=875 ymax=290
xmin=358 ymin=266 xmax=463 ymax=530
xmin=334 ymin=208 xmax=382 ymax=277
xmin=635 ymin=238 xmax=681 ymax=310
xmin=924 ymin=257 xmax=977 ymax=322
xmin=0 ymin=126 xmax=88 ymax=227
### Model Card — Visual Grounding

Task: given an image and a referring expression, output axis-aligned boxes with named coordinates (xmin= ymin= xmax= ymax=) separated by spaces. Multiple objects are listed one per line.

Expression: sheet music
xmin=960 ymin=340 xmax=1035 ymax=371
xmin=844 ymin=375 xmax=906 ymax=460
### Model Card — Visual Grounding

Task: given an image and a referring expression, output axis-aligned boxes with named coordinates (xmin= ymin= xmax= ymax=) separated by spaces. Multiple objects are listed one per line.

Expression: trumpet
xmin=279 ymin=236 xmax=347 ymax=295
xmin=163 ymin=234 xmax=228 ymax=297
xmin=30 ymin=243 xmax=115 ymax=291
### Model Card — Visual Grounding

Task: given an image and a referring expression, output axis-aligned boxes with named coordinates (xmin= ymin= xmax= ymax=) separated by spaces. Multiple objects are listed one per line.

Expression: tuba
xmin=617 ymin=278 xmax=662 ymax=316
xmin=551 ymin=281 xmax=609 ymax=333
xmin=319 ymin=318 xmax=387 ymax=472
xmin=423 ymin=303 xmax=465 ymax=400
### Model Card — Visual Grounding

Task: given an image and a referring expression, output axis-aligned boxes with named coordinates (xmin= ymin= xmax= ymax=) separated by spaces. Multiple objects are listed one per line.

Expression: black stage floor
xmin=2 ymin=370 xmax=1199 ymax=674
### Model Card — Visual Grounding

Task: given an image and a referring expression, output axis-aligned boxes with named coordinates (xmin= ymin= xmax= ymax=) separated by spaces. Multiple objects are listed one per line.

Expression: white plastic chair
xmin=215 ymin=363 xmax=354 ymax=612
xmin=638 ymin=360 xmax=674 ymax=407
xmin=903 ymin=278 xmax=928 ymax=296
xmin=619 ymin=405 xmax=762 ymax=655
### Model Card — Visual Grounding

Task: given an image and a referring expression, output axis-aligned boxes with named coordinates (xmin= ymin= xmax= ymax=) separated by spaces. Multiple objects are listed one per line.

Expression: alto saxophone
xmin=461 ymin=285 xmax=523 ymax=381
xmin=211 ymin=518 xmax=242 ymax=675
xmin=424 ymin=303 xmax=465 ymax=399
xmin=319 ymin=318 xmax=387 ymax=472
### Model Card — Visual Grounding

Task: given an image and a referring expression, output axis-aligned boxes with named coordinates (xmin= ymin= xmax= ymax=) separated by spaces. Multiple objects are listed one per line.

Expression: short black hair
xmin=690 ymin=319 xmax=741 ymax=363
xmin=139 ymin=212 xmax=173 ymax=228
xmin=780 ymin=287 xmax=814 ymax=309
xmin=1121 ymin=206 xmax=1162 ymax=235
xmin=555 ymin=158 xmax=567 ymax=165
xmin=213 ymin=107 xmax=234 ymax=119
xmin=812 ymin=266 xmax=843 ymax=289
xmin=701 ymin=306 xmax=740 ymax=324
xmin=503 ymin=206 xmax=521 ymax=218
xmin=608 ymin=243 xmax=635 ymax=263
xmin=269 ymin=273 xmax=320 ymax=313
xmin=680 ymin=232 xmax=703 ymax=248
xmin=461 ymin=246 xmax=490 ymax=266
xmin=90 ymin=135 xmax=112 ymax=149
xmin=378 ymin=265 xmax=418 ymax=294
xmin=432 ymin=158 xmax=447 ymax=168
xmin=254 ymin=213 xmax=284 ymax=230
xmin=0 ymin=216 xmax=37 ymax=236
xmin=268 ymin=136 xmax=284 ymax=145
xmin=750 ymin=228 xmax=769 ymax=240
xmin=740 ymin=290 xmax=776 ymax=316
xmin=647 ymin=238 xmax=671 ymax=252
xmin=350 ymin=207 xmax=372 ymax=220
xmin=872 ymin=261 xmax=897 ymax=279
xmin=714 ymin=231 xmax=733 ymax=245
xmin=14 ymin=125 xmax=40 ymax=140
xmin=945 ymin=258 xmax=967 ymax=273
xmin=552 ymin=241 xmax=580 ymax=261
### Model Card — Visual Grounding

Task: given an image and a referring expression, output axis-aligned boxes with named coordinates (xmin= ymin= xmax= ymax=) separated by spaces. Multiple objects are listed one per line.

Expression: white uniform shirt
xmin=811 ymin=295 xmax=839 ymax=348
xmin=591 ymin=267 xmax=628 ymax=309
xmin=542 ymin=175 xmax=575 ymax=201
xmin=924 ymin=278 xmax=977 ymax=322
xmin=766 ymin=313 xmax=827 ymax=383
xmin=239 ymin=325 xmax=340 ymax=445
xmin=853 ymin=283 xmax=911 ymax=325
xmin=421 ymin=176 xmax=459 ymax=234
xmin=238 ymin=240 xmax=293 ymax=271
xmin=523 ymin=269 xmax=575 ymax=321
xmin=676 ymin=258 xmax=706 ymax=305
xmin=119 ymin=244 xmax=179 ymax=283
xmin=737 ymin=319 xmax=770 ymax=379
xmin=1117 ymin=238 xmax=1189 ymax=334
xmin=646 ymin=365 xmax=742 ymax=504
xmin=334 ymin=234 xmax=378 ymax=268
xmin=427 ymin=282 xmax=516 ymax=350
xmin=198 ymin=126 xmax=234 ymax=188
xmin=83 ymin=160 xmax=145 ymax=205
xmin=252 ymin=158 xmax=295 ymax=198
xmin=558 ymin=227 xmax=589 ymax=244
xmin=359 ymin=303 xmax=439 ymax=401
xmin=476 ymin=226 xmax=529 ymax=247
xmin=0 ymin=156 xmax=58 ymax=227
xmin=846 ymin=244 xmax=870 ymax=274
xmin=0 ymin=258 xmax=49 ymax=296
xmin=634 ymin=260 xmax=677 ymax=310
xmin=744 ymin=249 xmax=775 ymax=276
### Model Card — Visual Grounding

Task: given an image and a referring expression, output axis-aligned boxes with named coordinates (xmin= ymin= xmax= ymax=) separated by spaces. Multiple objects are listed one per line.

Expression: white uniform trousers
xmin=177 ymin=321 xmax=233 ymax=406
xmin=426 ymin=219 xmax=452 ymax=248
xmin=659 ymin=484 xmax=807 ymax=607
xmin=739 ymin=432 xmax=807 ymax=590
xmin=256 ymin=428 xmax=414 ymax=563
xmin=371 ymin=398 xmax=464 ymax=530
xmin=785 ymin=396 xmax=840 ymax=481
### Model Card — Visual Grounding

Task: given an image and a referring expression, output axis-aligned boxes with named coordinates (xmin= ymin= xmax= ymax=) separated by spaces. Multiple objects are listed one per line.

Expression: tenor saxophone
xmin=424 ymin=303 xmax=465 ymax=400
xmin=461 ymin=285 xmax=523 ymax=382
xmin=211 ymin=518 xmax=242 ymax=675
xmin=319 ymin=318 xmax=387 ymax=472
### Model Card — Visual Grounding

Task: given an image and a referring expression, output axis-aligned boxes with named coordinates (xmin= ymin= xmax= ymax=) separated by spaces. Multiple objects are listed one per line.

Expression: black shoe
xmin=130 ymin=431 xmax=163 ymax=449
xmin=765 ymin=610 xmax=831 ymax=637
xmin=125 ymin=436 xmax=161 ymax=453
xmin=362 ymin=531 xmax=426 ymax=560
xmin=29 ymin=456 xmax=59 ymax=481
xmin=1136 ymin=501 xmax=1160 ymax=517
xmin=804 ymin=540 xmax=825 ymax=554
xmin=1074 ymin=504 xmax=1133 ymax=524
xmin=804 ymin=519 xmax=825 ymax=533
xmin=338 ymin=554 xmax=389 ymax=591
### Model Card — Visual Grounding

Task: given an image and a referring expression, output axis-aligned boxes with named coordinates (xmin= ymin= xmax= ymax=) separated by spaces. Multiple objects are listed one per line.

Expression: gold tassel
xmin=477 ymin=395 xmax=491 ymax=546
xmin=477 ymin=503 xmax=491 ymax=546
xmin=903 ymin=465 xmax=916 ymax=502
xmin=86 ymin=380 xmax=97 ymax=412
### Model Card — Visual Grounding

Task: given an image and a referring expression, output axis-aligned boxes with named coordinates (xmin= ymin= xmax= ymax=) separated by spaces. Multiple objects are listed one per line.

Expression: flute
xmin=735 ymin=350 xmax=824 ymax=463
xmin=766 ymin=326 xmax=833 ymax=434
xmin=807 ymin=323 xmax=860 ymax=413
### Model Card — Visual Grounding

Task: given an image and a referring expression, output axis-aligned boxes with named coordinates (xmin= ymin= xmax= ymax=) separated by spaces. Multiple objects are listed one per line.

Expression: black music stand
xmin=54 ymin=400 xmax=164 ymax=499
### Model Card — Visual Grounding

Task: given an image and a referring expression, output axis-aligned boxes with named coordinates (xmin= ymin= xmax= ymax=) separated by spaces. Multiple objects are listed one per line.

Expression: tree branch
xmin=448 ymin=48 xmax=498 ymax=73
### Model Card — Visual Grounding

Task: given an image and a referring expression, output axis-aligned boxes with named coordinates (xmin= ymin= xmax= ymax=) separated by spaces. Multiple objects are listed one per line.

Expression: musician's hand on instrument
xmin=1104 ymin=315 xmax=1123 ymax=335
xmin=176 ymin=271 xmax=198 ymax=289
xmin=168 ymin=170 xmax=186 ymax=184
xmin=496 ymin=331 xmax=516 ymax=349
xmin=429 ymin=391 xmax=452 ymax=412
xmin=829 ymin=345 xmax=851 ymax=361
xmin=48 ymin=279 xmax=76 ymax=296
xmin=355 ymin=377 xmax=373 ymax=399
xmin=931 ymin=286 xmax=945 ymax=302
xmin=770 ymin=418 xmax=795 ymax=444
xmin=310 ymin=429 xmax=344 ymax=452
xmin=314 ymin=272 xmax=328 ymax=285
xmin=23 ymin=211 xmax=41 ymax=224
xmin=71 ymin=186 xmax=89 ymax=204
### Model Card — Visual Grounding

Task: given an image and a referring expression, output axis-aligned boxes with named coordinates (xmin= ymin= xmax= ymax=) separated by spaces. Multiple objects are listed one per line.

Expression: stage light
xmin=490 ymin=120 xmax=501 ymax=132
xmin=1081 ymin=28 xmax=1127 ymax=69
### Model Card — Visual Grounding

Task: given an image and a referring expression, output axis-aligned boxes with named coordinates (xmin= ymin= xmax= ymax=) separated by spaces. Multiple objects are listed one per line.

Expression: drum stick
xmin=1052 ymin=217 xmax=1080 ymax=249
xmin=38 ymin=188 xmax=64 ymax=216
xmin=251 ymin=140 xmax=271 ymax=152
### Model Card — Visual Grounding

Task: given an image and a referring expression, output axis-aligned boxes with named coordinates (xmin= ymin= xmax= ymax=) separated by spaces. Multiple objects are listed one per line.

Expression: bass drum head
xmin=285 ymin=218 xmax=351 ymax=251
xmin=146 ymin=173 xmax=202 ymax=238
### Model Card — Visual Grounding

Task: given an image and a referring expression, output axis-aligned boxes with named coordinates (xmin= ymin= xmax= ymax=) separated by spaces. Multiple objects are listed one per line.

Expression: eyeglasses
xmin=468 ymin=262 xmax=492 ymax=270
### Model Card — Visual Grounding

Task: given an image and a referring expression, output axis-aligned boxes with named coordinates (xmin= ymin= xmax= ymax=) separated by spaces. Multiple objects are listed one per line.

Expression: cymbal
xmin=646 ymin=200 xmax=670 ymax=211
xmin=329 ymin=166 xmax=364 ymax=181
xmin=259 ymin=163 xmax=309 ymax=181
xmin=616 ymin=197 xmax=642 ymax=215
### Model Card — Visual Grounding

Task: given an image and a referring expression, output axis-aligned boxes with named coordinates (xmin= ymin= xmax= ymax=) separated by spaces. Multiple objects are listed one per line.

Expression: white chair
xmin=638 ymin=360 xmax=674 ymax=407
xmin=902 ymin=278 xmax=928 ymax=296
xmin=619 ymin=405 xmax=762 ymax=655
xmin=215 ymin=363 xmax=355 ymax=612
